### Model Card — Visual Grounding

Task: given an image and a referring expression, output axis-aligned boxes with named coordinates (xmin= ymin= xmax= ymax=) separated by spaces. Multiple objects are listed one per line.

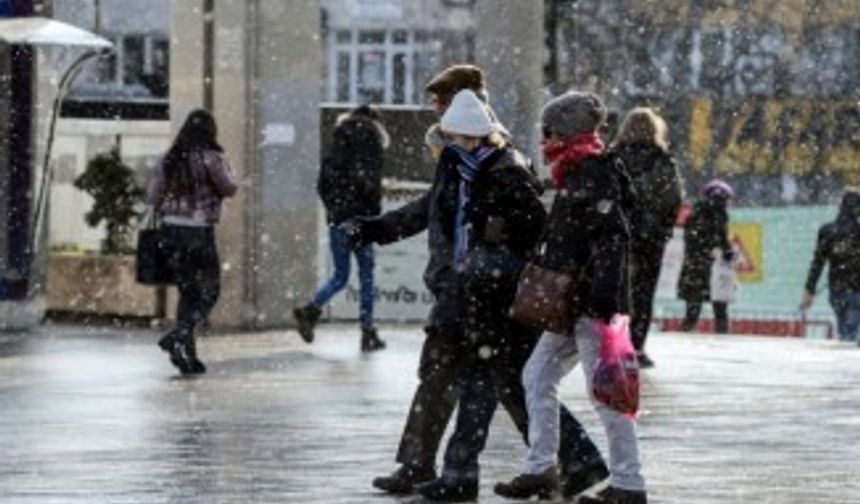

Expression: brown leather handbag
xmin=508 ymin=262 xmax=578 ymax=334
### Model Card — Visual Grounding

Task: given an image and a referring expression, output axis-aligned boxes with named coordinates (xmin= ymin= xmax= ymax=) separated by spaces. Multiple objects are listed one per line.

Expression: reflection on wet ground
xmin=0 ymin=324 xmax=858 ymax=503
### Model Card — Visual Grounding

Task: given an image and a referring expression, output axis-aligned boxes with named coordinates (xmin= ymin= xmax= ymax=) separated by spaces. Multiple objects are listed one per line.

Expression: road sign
xmin=729 ymin=222 xmax=763 ymax=283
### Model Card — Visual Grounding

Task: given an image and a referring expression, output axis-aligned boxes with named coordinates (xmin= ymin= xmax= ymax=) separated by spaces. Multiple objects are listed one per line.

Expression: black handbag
xmin=136 ymin=211 xmax=174 ymax=285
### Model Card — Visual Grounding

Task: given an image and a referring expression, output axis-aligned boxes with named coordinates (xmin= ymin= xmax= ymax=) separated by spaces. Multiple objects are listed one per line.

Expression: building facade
xmin=551 ymin=0 xmax=860 ymax=205
xmin=320 ymin=0 xmax=476 ymax=106
xmin=52 ymin=0 xmax=169 ymax=115
xmin=50 ymin=0 xmax=478 ymax=112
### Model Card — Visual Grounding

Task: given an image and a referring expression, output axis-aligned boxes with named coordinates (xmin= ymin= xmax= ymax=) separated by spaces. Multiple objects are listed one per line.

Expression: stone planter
xmin=47 ymin=252 xmax=161 ymax=317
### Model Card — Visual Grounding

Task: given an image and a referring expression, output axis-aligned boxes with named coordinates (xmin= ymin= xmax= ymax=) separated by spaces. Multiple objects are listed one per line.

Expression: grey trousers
xmin=522 ymin=317 xmax=646 ymax=491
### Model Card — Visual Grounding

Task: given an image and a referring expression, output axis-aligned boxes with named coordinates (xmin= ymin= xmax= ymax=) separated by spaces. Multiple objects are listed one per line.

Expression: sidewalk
xmin=0 ymin=323 xmax=858 ymax=503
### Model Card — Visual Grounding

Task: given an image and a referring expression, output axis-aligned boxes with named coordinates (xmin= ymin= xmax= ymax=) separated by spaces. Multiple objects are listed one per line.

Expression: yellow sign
xmin=689 ymin=98 xmax=860 ymax=179
xmin=729 ymin=222 xmax=763 ymax=283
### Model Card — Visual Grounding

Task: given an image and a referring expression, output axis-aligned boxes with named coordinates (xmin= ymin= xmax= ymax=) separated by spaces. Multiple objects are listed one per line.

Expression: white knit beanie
xmin=440 ymin=90 xmax=496 ymax=137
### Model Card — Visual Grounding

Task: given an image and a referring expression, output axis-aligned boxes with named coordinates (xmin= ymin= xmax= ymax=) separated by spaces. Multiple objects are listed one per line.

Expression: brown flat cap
xmin=425 ymin=64 xmax=486 ymax=96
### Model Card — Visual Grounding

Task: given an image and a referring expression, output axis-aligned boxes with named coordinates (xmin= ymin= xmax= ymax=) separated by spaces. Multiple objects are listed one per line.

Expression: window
xmin=326 ymin=29 xmax=442 ymax=105
xmin=122 ymin=36 xmax=145 ymax=85
xmin=73 ymin=32 xmax=169 ymax=101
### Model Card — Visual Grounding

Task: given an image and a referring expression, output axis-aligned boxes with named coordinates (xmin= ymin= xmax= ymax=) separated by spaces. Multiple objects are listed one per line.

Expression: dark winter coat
xmin=362 ymin=145 xmax=465 ymax=329
xmin=317 ymin=114 xmax=387 ymax=224
xmin=456 ymin=148 xmax=547 ymax=353
xmin=611 ymin=142 xmax=683 ymax=247
xmin=370 ymin=154 xmax=458 ymax=294
xmin=677 ymin=197 xmax=732 ymax=301
xmin=805 ymin=192 xmax=860 ymax=295
xmin=459 ymin=149 xmax=545 ymax=309
xmin=539 ymin=153 xmax=633 ymax=322
xmin=366 ymin=146 xmax=541 ymax=332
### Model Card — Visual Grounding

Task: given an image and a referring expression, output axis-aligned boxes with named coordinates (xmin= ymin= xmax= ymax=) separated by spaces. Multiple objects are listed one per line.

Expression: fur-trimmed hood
xmin=336 ymin=112 xmax=390 ymax=149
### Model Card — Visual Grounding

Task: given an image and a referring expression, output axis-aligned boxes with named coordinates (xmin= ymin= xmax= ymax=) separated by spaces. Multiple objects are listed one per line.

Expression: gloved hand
xmin=339 ymin=216 xmax=379 ymax=249
xmin=800 ymin=290 xmax=814 ymax=310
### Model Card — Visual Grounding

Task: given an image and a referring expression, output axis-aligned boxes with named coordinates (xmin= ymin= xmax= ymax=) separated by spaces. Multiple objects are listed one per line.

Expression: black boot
xmin=361 ymin=327 xmax=386 ymax=352
xmin=185 ymin=338 xmax=207 ymax=375
xmin=562 ymin=461 xmax=610 ymax=499
xmin=417 ymin=475 xmax=478 ymax=502
xmin=293 ymin=304 xmax=321 ymax=343
xmin=493 ymin=467 xmax=558 ymax=500
xmin=579 ymin=486 xmax=647 ymax=504
xmin=636 ymin=351 xmax=655 ymax=369
xmin=158 ymin=330 xmax=193 ymax=375
xmin=372 ymin=463 xmax=436 ymax=494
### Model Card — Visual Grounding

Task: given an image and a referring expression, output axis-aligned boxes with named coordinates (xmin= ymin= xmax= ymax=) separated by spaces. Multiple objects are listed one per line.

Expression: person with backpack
xmin=610 ymin=107 xmax=683 ymax=368
xmin=292 ymin=104 xmax=388 ymax=352
xmin=801 ymin=190 xmax=860 ymax=343
xmin=147 ymin=109 xmax=238 ymax=375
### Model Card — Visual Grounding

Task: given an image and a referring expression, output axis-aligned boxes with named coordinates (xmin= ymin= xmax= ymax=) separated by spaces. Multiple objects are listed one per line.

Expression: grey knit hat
xmin=541 ymin=91 xmax=607 ymax=138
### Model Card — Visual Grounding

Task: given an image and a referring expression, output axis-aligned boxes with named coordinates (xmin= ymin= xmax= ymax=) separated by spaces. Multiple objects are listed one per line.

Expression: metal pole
xmin=93 ymin=0 xmax=101 ymax=34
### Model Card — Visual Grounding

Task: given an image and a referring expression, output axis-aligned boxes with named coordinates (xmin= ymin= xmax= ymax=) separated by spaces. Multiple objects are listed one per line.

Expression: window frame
xmin=328 ymin=28 xmax=434 ymax=105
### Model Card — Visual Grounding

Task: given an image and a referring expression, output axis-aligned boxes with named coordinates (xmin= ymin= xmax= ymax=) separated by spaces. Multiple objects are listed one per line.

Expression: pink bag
xmin=592 ymin=315 xmax=640 ymax=418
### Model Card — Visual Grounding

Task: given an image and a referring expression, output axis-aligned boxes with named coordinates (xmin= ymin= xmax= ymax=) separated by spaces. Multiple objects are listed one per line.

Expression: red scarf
xmin=543 ymin=132 xmax=605 ymax=188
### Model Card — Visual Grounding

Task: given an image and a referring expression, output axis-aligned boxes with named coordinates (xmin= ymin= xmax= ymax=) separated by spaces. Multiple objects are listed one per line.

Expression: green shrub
xmin=74 ymin=148 xmax=144 ymax=254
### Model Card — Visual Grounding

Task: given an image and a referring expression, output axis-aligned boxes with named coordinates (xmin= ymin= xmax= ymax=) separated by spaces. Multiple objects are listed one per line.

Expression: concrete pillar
xmin=474 ymin=0 xmax=544 ymax=166
xmin=170 ymin=0 xmax=320 ymax=329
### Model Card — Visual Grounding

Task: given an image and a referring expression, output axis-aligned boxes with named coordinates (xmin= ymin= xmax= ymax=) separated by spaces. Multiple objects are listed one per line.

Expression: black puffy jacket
xmin=611 ymin=142 xmax=683 ymax=245
xmin=677 ymin=197 xmax=731 ymax=301
xmin=805 ymin=192 xmax=860 ymax=295
xmin=438 ymin=148 xmax=545 ymax=260
xmin=317 ymin=114 xmax=386 ymax=224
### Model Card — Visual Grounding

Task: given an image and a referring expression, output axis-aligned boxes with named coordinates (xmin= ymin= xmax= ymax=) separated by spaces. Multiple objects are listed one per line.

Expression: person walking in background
xmin=293 ymin=104 xmax=389 ymax=352
xmin=610 ymin=107 xmax=683 ymax=368
xmin=416 ymin=90 xmax=606 ymax=502
xmin=678 ymin=179 xmax=734 ymax=334
xmin=801 ymin=190 xmax=860 ymax=343
xmin=147 ymin=109 xmax=238 ymax=375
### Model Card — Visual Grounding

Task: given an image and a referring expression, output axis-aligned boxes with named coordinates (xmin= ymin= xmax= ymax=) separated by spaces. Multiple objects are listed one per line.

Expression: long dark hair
xmin=163 ymin=109 xmax=223 ymax=196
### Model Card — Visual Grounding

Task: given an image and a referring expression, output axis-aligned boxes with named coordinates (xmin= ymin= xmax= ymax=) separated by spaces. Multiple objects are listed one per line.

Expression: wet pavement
xmin=0 ymin=323 xmax=858 ymax=504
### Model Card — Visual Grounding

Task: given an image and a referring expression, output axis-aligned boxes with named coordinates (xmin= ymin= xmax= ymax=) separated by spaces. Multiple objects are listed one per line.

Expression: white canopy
xmin=0 ymin=17 xmax=112 ymax=49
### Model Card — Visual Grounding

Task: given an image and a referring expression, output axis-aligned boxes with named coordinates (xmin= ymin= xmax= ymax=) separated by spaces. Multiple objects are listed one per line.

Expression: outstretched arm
xmin=370 ymin=190 xmax=431 ymax=244
xmin=804 ymin=225 xmax=833 ymax=297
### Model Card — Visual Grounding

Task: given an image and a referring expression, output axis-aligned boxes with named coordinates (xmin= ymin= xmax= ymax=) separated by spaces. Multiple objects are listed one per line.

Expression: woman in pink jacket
xmin=147 ymin=109 xmax=238 ymax=375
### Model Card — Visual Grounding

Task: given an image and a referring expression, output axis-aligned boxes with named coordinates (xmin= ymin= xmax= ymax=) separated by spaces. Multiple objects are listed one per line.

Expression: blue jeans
xmin=312 ymin=226 xmax=375 ymax=329
xmin=829 ymin=291 xmax=860 ymax=342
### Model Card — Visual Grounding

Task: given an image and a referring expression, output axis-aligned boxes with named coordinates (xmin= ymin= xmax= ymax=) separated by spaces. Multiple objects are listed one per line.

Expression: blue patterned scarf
xmin=446 ymin=144 xmax=499 ymax=272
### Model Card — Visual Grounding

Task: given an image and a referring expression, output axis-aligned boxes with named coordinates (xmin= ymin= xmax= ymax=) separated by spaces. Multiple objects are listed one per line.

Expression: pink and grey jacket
xmin=147 ymin=149 xmax=238 ymax=225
